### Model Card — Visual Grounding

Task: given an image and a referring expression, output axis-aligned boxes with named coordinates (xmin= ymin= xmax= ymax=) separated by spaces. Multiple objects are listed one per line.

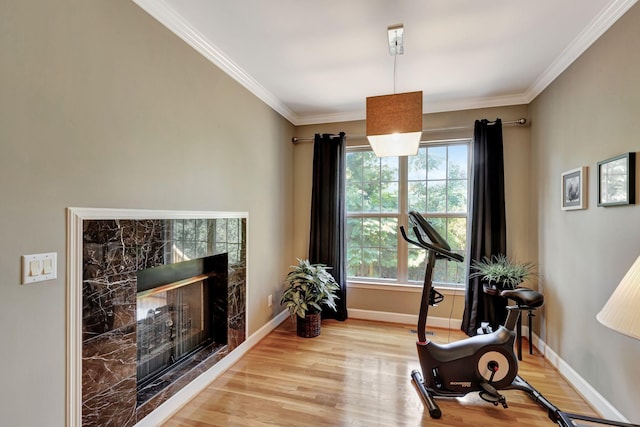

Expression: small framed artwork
xmin=597 ymin=152 xmax=636 ymax=207
xmin=561 ymin=166 xmax=588 ymax=210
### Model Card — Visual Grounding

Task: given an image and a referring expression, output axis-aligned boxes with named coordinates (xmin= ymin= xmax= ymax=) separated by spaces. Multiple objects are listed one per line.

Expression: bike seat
xmin=500 ymin=287 xmax=544 ymax=308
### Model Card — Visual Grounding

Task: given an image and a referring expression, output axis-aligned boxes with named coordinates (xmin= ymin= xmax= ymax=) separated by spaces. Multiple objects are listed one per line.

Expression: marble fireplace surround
xmin=66 ymin=208 xmax=250 ymax=427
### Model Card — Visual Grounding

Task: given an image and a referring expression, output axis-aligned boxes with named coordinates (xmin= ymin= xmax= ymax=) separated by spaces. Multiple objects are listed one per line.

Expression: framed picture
xmin=561 ymin=167 xmax=588 ymax=210
xmin=597 ymin=152 xmax=636 ymax=207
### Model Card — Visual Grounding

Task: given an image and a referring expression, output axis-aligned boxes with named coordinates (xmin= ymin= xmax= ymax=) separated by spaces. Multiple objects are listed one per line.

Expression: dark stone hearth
xmin=80 ymin=217 xmax=246 ymax=427
xmin=136 ymin=342 xmax=228 ymax=420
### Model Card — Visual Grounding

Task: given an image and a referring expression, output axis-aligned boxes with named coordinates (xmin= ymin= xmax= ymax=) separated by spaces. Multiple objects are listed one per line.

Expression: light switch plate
xmin=22 ymin=252 xmax=57 ymax=284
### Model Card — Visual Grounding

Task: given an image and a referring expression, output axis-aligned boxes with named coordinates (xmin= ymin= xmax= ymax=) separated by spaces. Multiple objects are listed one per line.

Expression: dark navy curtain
xmin=309 ymin=132 xmax=348 ymax=321
xmin=461 ymin=119 xmax=507 ymax=336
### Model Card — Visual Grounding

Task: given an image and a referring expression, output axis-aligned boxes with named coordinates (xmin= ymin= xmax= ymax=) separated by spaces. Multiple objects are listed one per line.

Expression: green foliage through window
xmin=346 ymin=142 xmax=469 ymax=287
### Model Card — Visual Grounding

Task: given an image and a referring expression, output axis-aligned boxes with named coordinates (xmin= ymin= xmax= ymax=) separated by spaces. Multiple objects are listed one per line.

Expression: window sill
xmin=347 ymin=280 xmax=465 ymax=295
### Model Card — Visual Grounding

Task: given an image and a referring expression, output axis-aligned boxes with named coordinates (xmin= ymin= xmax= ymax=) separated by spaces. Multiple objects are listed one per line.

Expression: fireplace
xmin=69 ymin=210 xmax=247 ymax=427
xmin=136 ymin=253 xmax=228 ymax=406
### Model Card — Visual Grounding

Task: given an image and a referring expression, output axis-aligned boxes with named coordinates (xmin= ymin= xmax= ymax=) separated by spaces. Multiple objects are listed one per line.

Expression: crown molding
xmin=297 ymin=93 xmax=529 ymax=125
xmin=295 ymin=110 xmax=366 ymax=126
xmin=132 ymin=0 xmax=299 ymax=125
xmin=524 ymin=0 xmax=638 ymax=102
xmin=423 ymin=93 xmax=530 ymax=115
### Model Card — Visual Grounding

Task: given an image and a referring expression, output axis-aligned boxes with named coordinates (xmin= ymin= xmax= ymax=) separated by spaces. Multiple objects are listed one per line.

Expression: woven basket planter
xmin=296 ymin=313 xmax=321 ymax=338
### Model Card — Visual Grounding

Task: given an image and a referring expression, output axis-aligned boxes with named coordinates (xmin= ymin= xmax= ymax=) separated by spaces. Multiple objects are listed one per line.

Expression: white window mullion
xmin=397 ymin=155 xmax=409 ymax=282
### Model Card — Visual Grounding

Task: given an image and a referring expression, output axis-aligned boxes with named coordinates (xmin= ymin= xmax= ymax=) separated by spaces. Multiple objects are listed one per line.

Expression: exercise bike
xmin=400 ymin=211 xmax=560 ymax=421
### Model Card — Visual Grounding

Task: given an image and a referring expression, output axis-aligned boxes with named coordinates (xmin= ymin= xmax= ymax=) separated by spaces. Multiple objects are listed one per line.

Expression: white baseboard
xmin=531 ymin=333 xmax=630 ymax=423
xmin=348 ymin=308 xmax=462 ymax=330
xmin=135 ymin=309 xmax=289 ymax=427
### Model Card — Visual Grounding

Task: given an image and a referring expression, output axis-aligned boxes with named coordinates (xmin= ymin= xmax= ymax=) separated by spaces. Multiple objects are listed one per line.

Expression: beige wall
xmin=293 ymin=104 xmax=533 ymax=320
xmin=529 ymin=3 xmax=640 ymax=422
xmin=0 ymin=1 xmax=294 ymax=425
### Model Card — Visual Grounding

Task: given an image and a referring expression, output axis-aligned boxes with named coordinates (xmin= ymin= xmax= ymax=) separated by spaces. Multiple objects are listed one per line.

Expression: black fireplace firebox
xmin=135 ymin=253 xmax=228 ymax=405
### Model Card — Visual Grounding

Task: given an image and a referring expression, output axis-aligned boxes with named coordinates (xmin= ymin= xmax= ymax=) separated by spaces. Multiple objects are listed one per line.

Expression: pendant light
xmin=366 ymin=24 xmax=423 ymax=157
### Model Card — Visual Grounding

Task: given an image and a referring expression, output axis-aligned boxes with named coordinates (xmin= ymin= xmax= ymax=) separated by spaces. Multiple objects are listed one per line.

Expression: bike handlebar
xmin=399 ymin=221 xmax=464 ymax=263
xmin=400 ymin=211 xmax=464 ymax=262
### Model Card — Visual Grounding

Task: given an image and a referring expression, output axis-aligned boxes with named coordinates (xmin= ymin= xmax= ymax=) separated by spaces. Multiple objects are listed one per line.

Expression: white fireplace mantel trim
xmin=66 ymin=207 xmax=249 ymax=427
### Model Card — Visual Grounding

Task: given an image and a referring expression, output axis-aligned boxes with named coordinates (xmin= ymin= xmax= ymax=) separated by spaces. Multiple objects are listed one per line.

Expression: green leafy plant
xmin=281 ymin=259 xmax=340 ymax=319
xmin=470 ymin=254 xmax=536 ymax=289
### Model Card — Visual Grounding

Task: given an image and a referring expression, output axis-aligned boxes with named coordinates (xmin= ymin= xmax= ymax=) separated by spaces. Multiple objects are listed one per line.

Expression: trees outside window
xmin=346 ymin=141 xmax=469 ymax=288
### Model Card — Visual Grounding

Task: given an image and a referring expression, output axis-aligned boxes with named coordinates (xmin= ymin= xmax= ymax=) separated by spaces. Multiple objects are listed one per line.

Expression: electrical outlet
xmin=267 ymin=294 xmax=273 ymax=307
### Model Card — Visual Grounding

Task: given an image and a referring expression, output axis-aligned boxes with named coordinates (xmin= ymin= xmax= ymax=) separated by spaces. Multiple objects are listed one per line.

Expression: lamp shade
xmin=366 ymin=91 xmax=423 ymax=157
xmin=596 ymin=255 xmax=640 ymax=341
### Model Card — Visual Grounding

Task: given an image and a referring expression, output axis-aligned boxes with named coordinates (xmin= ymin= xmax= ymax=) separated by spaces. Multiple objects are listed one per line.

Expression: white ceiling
xmin=133 ymin=0 xmax=637 ymax=126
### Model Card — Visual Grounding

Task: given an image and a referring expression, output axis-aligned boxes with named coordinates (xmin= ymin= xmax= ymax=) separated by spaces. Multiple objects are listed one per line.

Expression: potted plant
xmin=280 ymin=259 xmax=340 ymax=338
xmin=470 ymin=254 xmax=536 ymax=295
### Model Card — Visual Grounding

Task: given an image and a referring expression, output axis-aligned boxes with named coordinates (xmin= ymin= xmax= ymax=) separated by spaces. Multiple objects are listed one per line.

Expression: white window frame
xmin=345 ymin=138 xmax=471 ymax=291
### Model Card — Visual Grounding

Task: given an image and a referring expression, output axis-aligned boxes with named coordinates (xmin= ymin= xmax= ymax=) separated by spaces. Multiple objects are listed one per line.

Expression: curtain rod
xmin=291 ymin=118 xmax=527 ymax=144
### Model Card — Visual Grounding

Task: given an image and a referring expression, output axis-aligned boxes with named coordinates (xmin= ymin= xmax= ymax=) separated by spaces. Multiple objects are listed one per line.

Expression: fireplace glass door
xmin=136 ymin=276 xmax=207 ymax=385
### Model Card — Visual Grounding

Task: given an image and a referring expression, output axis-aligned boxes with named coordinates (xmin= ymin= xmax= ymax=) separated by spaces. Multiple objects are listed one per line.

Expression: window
xmin=345 ymin=140 xmax=469 ymax=288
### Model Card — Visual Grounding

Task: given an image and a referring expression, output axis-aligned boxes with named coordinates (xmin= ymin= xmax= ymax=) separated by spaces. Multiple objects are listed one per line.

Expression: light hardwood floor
xmin=163 ymin=318 xmax=597 ymax=426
